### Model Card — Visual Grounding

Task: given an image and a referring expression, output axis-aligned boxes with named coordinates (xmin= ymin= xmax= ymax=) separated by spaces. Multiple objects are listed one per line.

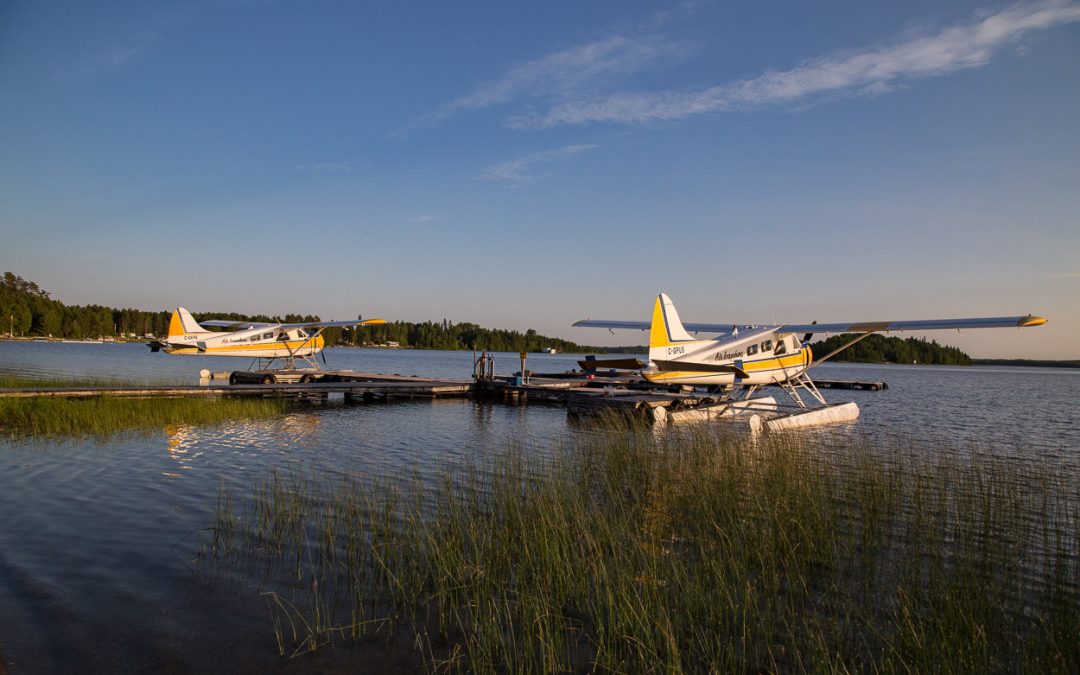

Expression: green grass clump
xmin=0 ymin=396 xmax=291 ymax=438
xmin=0 ymin=374 xmax=192 ymax=388
xmin=206 ymin=428 xmax=1080 ymax=672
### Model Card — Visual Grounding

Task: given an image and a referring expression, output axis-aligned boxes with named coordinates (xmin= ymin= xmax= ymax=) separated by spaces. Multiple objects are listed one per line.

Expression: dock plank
xmin=0 ymin=379 xmax=475 ymax=400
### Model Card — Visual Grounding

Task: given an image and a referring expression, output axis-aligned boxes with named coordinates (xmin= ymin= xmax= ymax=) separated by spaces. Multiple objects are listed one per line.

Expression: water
xmin=1 ymin=342 xmax=1078 ymax=672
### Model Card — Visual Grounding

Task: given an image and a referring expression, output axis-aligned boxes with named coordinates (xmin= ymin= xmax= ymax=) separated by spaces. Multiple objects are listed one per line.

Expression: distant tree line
xmin=0 ymin=271 xmax=621 ymax=353
xmin=807 ymin=333 xmax=972 ymax=365
xmin=2 ymin=272 xmax=126 ymax=339
xmin=972 ymin=359 xmax=1079 ymax=369
xmin=328 ymin=320 xmax=604 ymax=353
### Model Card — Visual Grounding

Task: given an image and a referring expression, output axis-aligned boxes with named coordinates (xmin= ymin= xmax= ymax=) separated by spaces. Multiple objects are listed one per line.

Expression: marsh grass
xmin=0 ymin=396 xmax=291 ymax=438
xmin=205 ymin=427 xmax=1080 ymax=672
xmin=0 ymin=374 xmax=185 ymax=388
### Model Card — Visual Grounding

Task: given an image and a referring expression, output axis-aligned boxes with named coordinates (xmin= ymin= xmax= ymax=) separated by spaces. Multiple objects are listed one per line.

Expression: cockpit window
xmin=775 ymin=339 xmax=788 ymax=355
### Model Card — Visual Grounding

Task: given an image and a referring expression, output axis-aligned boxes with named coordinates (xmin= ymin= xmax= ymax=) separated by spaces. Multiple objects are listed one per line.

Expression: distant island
xmin=806 ymin=334 xmax=972 ymax=365
xmin=970 ymin=358 xmax=1080 ymax=369
xmin=806 ymin=334 xmax=1078 ymax=368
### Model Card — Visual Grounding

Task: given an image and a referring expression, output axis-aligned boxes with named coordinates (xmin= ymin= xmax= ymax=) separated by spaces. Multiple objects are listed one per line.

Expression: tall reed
xmin=0 ymin=375 xmax=186 ymax=388
xmin=206 ymin=426 xmax=1080 ymax=672
xmin=0 ymin=396 xmax=291 ymax=438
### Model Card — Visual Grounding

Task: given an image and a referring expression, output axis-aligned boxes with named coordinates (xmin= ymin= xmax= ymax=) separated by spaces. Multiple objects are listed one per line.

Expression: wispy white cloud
xmin=514 ymin=0 xmax=1080 ymax=128
xmin=412 ymin=33 xmax=690 ymax=129
xmin=58 ymin=30 xmax=158 ymax=81
xmin=481 ymin=144 xmax=599 ymax=186
xmin=411 ymin=214 xmax=441 ymax=224
xmin=93 ymin=42 xmax=144 ymax=67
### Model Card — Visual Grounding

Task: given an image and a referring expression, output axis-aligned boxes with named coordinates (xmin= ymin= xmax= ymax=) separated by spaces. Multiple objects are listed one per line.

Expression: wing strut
xmin=805 ymin=332 xmax=876 ymax=371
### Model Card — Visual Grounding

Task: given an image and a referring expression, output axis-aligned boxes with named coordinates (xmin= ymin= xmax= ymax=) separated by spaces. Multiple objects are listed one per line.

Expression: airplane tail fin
xmin=167 ymin=307 xmax=213 ymax=339
xmin=649 ymin=293 xmax=695 ymax=362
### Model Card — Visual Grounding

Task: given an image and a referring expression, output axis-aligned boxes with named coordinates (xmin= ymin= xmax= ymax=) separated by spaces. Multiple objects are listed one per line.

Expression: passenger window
xmin=263 ymin=332 xmax=273 ymax=340
xmin=762 ymin=340 xmax=773 ymax=352
xmin=250 ymin=335 xmax=259 ymax=342
xmin=277 ymin=333 xmax=289 ymax=341
xmin=775 ymin=340 xmax=787 ymax=355
xmin=747 ymin=344 xmax=759 ymax=356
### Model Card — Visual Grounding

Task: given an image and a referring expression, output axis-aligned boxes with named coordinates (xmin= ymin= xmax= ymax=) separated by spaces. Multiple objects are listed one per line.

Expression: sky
xmin=1 ymin=0 xmax=1078 ymax=358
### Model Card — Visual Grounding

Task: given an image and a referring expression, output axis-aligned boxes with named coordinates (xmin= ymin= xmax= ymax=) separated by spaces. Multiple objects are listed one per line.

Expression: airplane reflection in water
xmin=163 ymin=415 xmax=324 ymax=475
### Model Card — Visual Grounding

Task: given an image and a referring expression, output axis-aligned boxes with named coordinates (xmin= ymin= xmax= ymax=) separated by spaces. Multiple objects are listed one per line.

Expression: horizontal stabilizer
xmin=651 ymin=360 xmax=749 ymax=379
xmin=577 ymin=357 xmax=646 ymax=371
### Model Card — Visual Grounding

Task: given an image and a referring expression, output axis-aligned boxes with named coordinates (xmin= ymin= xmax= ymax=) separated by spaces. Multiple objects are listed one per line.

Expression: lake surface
xmin=1 ymin=342 xmax=1077 ymax=672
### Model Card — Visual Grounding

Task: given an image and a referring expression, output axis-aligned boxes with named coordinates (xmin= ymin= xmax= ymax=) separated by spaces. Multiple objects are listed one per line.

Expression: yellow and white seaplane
xmin=574 ymin=293 xmax=1046 ymax=430
xmin=148 ymin=307 xmax=385 ymax=369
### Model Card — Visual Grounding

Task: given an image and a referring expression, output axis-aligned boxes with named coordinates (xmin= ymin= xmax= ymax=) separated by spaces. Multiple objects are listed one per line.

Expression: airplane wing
xmin=572 ymin=319 xmax=735 ymax=335
xmin=572 ymin=319 xmax=649 ymax=331
xmin=775 ymin=316 xmax=1047 ymax=335
xmin=277 ymin=318 xmax=387 ymax=330
xmin=200 ymin=320 xmax=275 ymax=329
xmin=575 ymin=316 xmax=1046 ymax=335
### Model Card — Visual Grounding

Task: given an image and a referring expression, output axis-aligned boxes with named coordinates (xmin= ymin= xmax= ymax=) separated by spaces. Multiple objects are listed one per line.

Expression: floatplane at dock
xmin=148 ymin=307 xmax=386 ymax=372
xmin=574 ymin=293 xmax=1047 ymax=431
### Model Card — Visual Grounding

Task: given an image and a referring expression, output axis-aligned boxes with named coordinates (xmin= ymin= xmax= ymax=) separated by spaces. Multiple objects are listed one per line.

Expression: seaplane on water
xmin=574 ymin=293 xmax=1046 ymax=430
xmin=148 ymin=307 xmax=385 ymax=370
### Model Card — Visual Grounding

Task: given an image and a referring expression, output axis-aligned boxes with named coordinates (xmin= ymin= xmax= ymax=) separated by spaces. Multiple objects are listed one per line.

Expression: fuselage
xmin=645 ymin=329 xmax=811 ymax=387
xmin=163 ymin=326 xmax=324 ymax=358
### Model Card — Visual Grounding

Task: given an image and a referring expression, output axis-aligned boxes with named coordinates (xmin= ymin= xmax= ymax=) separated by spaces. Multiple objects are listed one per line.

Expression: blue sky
xmin=1 ymin=0 xmax=1078 ymax=358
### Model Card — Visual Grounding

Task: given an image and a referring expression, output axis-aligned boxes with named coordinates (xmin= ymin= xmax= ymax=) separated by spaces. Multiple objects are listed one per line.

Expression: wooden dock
xmin=0 ymin=373 xmax=474 ymax=402
xmin=0 ymin=365 xmax=887 ymax=420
